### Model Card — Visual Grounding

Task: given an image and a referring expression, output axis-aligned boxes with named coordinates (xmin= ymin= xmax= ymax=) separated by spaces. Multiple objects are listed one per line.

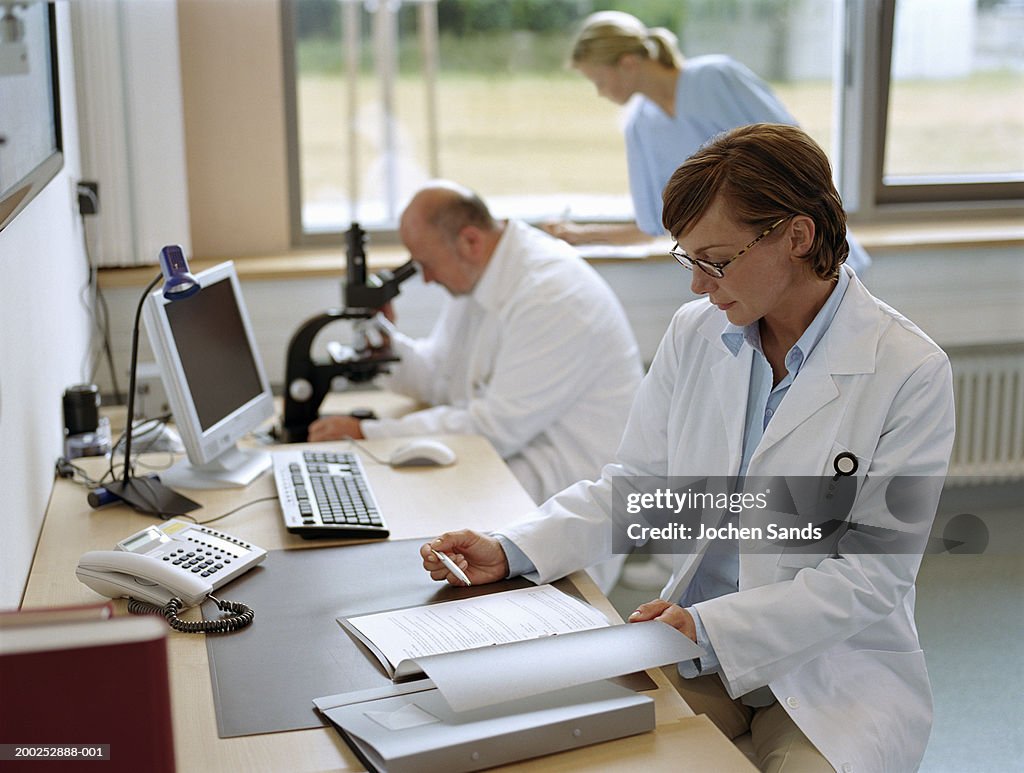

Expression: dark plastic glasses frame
xmin=670 ymin=215 xmax=793 ymax=278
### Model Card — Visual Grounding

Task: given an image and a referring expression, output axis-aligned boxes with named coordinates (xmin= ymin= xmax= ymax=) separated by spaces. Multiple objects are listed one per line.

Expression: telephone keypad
xmin=165 ymin=546 xmax=229 ymax=578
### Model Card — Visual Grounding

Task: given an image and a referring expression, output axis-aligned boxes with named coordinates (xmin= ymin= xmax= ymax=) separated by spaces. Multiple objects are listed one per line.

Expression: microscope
xmin=281 ymin=224 xmax=416 ymax=442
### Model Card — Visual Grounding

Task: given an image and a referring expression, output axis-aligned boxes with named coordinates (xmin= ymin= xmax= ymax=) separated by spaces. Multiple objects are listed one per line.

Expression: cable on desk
xmin=105 ymin=413 xmax=175 ymax=483
xmin=127 ymin=594 xmax=255 ymax=634
xmin=55 ymin=456 xmax=104 ymax=488
xmin=340 ymin=435 xmax=390 ymax=465
xmin=197 ymin=495 xmax=278 ymax=526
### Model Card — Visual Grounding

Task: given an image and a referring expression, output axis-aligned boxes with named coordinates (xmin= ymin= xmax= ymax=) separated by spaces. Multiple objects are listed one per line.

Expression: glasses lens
xmin=696 ymin=261 xmax=725 ymax=279
xmin=670 ymin=247 xmax=694 ymax=270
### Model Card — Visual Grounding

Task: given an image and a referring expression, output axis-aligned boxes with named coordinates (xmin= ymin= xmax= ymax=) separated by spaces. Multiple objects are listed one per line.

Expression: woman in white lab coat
xmin=422 ymin=124 xmax=955 ymax=772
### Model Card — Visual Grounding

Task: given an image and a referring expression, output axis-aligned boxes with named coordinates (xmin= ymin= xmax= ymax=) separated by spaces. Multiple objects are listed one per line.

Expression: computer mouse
xmin=388 ymin=439 xmax=457 ymax=468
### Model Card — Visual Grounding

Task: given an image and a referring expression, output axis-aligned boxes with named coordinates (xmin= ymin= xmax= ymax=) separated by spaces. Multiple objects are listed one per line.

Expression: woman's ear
xmin=788 ymin=215 xmax=816 ymax=259
xmin=618 ymin=52 xmax=641 ymax=71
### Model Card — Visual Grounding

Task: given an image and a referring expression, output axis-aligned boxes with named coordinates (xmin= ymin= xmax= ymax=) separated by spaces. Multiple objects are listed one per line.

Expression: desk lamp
xmin=104 ymin=245 xmax=201 ymax=517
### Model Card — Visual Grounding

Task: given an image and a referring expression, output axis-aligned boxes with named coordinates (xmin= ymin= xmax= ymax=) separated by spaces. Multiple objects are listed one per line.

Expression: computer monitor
xmin=142 ymin=261 xmax=273 ymax=488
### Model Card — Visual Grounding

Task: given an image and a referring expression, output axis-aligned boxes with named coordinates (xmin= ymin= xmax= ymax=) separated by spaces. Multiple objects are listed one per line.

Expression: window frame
xmin=281 ymin=0 xmax=308 ymax=247
xmin=838 ymin=0 xmax=1023 ymax=219
xmin=874 ymin=0 xmax=1024 ymax=206
xmin=283 ymin=0 xmax=437 ymax=248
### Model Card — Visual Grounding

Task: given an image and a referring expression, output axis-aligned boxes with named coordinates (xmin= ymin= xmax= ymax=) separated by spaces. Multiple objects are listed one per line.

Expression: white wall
xmin=0 ymin=4 xmax=92 ymax=609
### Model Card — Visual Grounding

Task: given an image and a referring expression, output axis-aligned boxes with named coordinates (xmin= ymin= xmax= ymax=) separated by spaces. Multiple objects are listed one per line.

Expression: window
xmin=283 ymin=0 xmax=840 ymax=244
xmin=877 ymin=0 xmax=1024 ymax=204
xmin=283 ymin=0 xmax=1023 ymax=245
xmin=285 ymin=0 xmax=652 ymax=242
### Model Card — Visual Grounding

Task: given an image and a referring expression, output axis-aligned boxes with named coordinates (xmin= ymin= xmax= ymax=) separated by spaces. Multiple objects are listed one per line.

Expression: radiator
xmin=947 ymin=346 xmax=1024 ymax=485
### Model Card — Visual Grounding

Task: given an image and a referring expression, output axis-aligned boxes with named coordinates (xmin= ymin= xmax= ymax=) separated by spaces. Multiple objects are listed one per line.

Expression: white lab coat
xmin=364 ymin=219 xmax=643 ymax=502
xmin=499 ymin=266 xmax=955 ymax=772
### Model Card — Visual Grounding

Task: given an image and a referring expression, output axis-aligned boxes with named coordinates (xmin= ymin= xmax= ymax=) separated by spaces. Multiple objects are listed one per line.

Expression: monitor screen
xmin=164 ymin=277 xmax=263 ymax=432
xmin=143 ymin=261 xmax=273 ymax=488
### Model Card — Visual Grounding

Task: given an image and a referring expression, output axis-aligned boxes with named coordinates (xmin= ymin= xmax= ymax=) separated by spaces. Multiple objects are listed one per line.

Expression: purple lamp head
xmin=159 ymin=245 xmax=200 ymax=300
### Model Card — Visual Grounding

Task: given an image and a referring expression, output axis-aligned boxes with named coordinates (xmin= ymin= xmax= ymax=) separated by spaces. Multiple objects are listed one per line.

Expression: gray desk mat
xmin=204 ymin=539 xmax=655 ymax=738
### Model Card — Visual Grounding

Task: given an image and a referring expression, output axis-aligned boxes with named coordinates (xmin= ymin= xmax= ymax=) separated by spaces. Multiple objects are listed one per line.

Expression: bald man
xmin=309 ymin=181 xmax=643 ymax=591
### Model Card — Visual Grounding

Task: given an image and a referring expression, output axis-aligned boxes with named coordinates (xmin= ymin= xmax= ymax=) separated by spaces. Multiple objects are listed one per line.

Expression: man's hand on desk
xmin=628 ymin=599 xmax=697 ymax=642
xmin=420 ymin=530 xmax=509 ymax=586
xmin=307 ymin=415 xmax=365 ymax=442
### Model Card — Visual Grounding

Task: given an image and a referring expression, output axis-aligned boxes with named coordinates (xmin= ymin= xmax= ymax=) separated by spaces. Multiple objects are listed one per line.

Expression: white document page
xmin=342 ymin=585 xmax=610 ymax=677
xmin=319 ymin=622 xmax=704 ymax=714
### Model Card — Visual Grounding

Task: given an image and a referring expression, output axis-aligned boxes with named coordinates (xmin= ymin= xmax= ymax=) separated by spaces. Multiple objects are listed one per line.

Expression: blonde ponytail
xmin=571 ymin=11 xmax=682 ymax=69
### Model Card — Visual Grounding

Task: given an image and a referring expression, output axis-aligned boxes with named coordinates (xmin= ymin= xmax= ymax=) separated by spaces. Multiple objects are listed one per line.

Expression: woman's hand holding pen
xmin=628 ymin=599 xmax=698 ymax=642
xmin=420 ymin=530 xmax=509 ymax=586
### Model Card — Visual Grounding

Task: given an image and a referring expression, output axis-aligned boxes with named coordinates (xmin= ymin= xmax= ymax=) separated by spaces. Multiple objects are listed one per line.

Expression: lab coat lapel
xmin=755 ymin=357 xmax=839 ymax=456
xmin=658 ymin=317 xmax=750 ymax=599
xmin=752 ymin=269 xmax=881 ymax=460
xmin=703 ymin=316 xmax=751 ymax=477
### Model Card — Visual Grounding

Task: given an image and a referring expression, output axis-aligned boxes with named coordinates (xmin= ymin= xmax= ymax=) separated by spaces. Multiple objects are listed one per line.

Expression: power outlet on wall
xmin=76 ymin=181 xmax=99 ymax=216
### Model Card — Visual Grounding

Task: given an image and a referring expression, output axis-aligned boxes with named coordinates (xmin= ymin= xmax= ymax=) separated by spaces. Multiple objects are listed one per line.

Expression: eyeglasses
xmin=669 ymin=215 xmax=793 ymax=278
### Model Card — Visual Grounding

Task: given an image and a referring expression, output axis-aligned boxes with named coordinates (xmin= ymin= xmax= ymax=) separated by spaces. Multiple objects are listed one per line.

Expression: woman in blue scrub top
xmin=547 ymin=11 xmax=870 ymax=275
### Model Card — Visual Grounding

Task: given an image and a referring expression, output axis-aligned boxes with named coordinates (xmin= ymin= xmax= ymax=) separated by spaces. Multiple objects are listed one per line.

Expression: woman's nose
xmin=690 ymin=268 xmax=716 ymax=295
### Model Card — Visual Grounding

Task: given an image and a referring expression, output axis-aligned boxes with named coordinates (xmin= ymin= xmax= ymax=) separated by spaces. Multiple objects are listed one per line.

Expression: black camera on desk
xmin=63 ymin=384 xmax=112 ymax=460
xmin=281 ymin=224 xmax=416 ymax=443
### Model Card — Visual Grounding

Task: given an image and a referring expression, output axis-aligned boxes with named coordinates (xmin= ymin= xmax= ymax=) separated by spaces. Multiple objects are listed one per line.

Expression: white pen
xmin=431 ymin=548 xmax=472 ymax=586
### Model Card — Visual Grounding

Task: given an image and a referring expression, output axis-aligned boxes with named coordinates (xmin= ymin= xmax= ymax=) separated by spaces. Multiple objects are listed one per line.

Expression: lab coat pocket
xmin=775 ymin=442 xmax=867 ymax=570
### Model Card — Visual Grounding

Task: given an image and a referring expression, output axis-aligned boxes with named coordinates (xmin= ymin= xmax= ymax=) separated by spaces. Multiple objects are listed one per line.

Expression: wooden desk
xmin=23 ymin=433 xmax=753 ymax=772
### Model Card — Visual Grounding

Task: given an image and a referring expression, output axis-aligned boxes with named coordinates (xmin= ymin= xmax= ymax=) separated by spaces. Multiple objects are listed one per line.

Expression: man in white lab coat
xmin=309 ymin=181 xmax=643 ymax=590
xmin=421 ymin=126 xmax=955 ymax=772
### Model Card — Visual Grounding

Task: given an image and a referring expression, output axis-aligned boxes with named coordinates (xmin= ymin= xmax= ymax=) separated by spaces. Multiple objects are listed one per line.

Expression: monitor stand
xmin=159 ymin=445 xmax=271 ymax=489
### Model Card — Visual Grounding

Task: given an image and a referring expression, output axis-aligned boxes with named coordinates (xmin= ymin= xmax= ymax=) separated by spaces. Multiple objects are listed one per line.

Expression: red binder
xmin=0 ymin=610 xmax=175 ymax=772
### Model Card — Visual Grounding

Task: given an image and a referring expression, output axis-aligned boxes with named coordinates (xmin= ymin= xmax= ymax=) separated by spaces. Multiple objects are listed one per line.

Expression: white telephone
xmin=76 ymin=520 xmax=266 ymax=633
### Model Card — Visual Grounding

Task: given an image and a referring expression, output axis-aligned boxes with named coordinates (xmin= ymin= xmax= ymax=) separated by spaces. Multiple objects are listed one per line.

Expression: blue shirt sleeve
xmin=676 ymin=606 xmax=721 ymax=679
xmin=494 ymin=534 xmax=536 ymax=578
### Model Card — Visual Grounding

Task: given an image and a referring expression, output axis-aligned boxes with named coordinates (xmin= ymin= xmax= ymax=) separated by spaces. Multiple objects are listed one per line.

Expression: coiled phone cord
xmin=127 ymin=593 xmax=255 ymax=634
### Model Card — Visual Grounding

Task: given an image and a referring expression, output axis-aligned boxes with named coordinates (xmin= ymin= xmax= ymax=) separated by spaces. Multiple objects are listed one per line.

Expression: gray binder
xmin=314 ymin=619 xmax=705 ymax=772
xmin=321 ymin=680 xmax=653 ymax=773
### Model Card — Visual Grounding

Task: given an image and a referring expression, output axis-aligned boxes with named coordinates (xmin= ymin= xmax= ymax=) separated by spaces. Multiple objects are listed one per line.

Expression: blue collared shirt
xmin=683 ymin=268 xmax=850 ymax=683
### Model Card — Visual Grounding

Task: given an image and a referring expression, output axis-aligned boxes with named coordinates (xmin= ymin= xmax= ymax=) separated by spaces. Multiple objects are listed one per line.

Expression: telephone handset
xmin=76 ymin=520 xmax=266 ymax=633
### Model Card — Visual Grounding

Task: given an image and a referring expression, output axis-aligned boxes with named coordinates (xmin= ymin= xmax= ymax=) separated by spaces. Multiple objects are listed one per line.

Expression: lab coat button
xmin=786 ymin=696 xmax=800 ymax=709
xmin=841 ymin=764 xmax=853 ymax=773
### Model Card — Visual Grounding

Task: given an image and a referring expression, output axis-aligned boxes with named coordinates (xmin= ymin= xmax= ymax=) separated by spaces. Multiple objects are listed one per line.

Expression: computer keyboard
xmin=273 ymin=450 xmax=389 ymax=539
